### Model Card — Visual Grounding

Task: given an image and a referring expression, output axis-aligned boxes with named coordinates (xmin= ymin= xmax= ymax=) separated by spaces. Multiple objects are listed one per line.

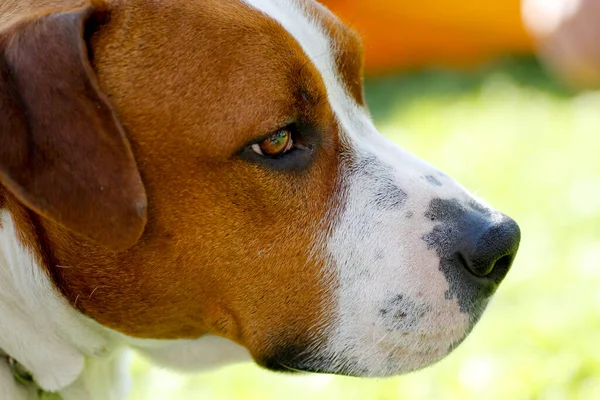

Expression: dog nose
xmin=457 ymin=216 xmax=521 ymax=280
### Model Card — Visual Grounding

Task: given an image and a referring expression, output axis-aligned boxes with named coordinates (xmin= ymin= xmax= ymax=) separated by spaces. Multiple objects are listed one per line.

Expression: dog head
xmin=0 ymin=0 xmax=520 ymax=377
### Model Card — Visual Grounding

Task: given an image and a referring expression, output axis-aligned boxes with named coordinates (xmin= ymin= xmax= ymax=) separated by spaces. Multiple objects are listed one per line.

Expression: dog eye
xmin=251 ymin=129 xmax=294 ymax=157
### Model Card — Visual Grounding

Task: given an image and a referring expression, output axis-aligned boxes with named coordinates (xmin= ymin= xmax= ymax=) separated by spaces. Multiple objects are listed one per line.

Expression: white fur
xmin=0 ymin=211 xmax=102 ymax=396
xmin=0 ymin=211 xmax=127 ymax=399
xmin=241 ymin=0 xmax=497 ymax=376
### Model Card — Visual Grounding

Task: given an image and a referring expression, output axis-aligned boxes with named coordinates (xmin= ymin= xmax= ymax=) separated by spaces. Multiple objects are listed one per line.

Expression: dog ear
xmin=0 ymin=4 xmax=147 ymax=252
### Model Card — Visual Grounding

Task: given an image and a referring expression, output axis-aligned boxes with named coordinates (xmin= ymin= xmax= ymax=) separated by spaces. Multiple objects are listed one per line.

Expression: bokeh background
xmin=128 ymin=1 xmax=600 ymax=399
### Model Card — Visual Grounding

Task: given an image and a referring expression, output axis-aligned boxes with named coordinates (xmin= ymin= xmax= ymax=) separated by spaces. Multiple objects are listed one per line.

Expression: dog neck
xmin=0 ymin=209 xmax=132 ymax=399
xmin=0 ymin=204 xmax=252 ymax=399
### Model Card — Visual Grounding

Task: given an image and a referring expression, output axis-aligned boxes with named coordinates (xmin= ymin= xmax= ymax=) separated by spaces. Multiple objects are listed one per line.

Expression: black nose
xmin=457 ymin=216 xmax=521 ymax=280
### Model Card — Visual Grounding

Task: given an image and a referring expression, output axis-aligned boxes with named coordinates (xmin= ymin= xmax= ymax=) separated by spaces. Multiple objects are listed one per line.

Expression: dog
xmin=0 ymin=0 xmax=521 ymax=398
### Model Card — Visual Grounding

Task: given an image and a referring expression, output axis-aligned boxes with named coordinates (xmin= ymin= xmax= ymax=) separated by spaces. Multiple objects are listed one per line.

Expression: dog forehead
xmin=240 ymin=0 xmax=341 ymax=75
xmin=90 ymin=0 xmax=323 ymax=157
xmin=241 ymin=0 xmax=371 ymax=146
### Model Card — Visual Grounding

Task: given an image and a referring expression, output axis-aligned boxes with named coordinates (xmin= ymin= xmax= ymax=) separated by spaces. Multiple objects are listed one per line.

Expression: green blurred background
xmin=127 ymin=57 xmax=600 ymax=400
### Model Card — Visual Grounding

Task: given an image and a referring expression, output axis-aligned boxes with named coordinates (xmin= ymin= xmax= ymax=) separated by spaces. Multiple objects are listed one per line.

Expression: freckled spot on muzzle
xmin=372 ymin=176 xmax=407 ymax=210
xmin=424 ymin=175 xmax=443 ymax=187
xmin=379 ymin=294 xmax=431 ymax=332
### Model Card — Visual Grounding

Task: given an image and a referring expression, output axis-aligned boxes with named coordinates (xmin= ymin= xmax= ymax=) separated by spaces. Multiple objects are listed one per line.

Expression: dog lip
xmin=275 ymin=345 xmax=454 ymax=377
xmin=277 ymin=362 xmax=344 ymax=376
xmin=278 ymin=363 xmax=309 ymax=374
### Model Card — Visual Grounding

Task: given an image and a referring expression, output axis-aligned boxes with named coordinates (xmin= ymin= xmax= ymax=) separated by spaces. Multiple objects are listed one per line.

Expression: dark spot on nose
xmin=423 ymin=198 xmax=520 ymax=314
xmin=373 ymin=177 xmax=407 ymax=210
xmin=424 ymin=175 xmax=443 ymax=187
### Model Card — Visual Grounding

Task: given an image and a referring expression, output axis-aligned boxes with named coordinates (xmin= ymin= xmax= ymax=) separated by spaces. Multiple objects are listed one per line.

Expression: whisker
xmin=88 ymin=286 xmax=101 ymax=300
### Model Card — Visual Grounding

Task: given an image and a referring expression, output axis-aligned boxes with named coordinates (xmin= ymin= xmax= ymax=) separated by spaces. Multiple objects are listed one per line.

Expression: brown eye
xmin=252 ymin=129 xmax=293 ymax=157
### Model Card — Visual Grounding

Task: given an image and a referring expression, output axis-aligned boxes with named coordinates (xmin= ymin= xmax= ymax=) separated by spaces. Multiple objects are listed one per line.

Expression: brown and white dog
xmin=0 ymin=0 xmax=521 ymax=399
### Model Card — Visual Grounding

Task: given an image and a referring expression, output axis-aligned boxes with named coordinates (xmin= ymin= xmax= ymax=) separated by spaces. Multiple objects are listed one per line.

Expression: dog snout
xmin=457 ymin=214 xmax=520 ymax=282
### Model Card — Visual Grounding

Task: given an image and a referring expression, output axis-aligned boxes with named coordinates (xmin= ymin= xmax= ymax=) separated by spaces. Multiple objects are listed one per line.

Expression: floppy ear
xmin=0 ymin=4 xmax=147 ymax=252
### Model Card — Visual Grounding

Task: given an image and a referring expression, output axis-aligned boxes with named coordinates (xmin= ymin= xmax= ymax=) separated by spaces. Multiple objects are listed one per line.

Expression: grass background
xmin=127 ymin=57 xmax=600 ymax=400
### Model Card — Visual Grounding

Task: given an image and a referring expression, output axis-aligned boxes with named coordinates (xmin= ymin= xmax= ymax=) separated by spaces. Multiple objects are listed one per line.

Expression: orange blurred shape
xmin=322 ymin=0 xmax=535 ymax=74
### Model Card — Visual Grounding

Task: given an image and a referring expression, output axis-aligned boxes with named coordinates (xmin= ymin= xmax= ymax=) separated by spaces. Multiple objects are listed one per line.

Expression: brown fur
xmin=0 ymin=0 xmax=364 ymax=363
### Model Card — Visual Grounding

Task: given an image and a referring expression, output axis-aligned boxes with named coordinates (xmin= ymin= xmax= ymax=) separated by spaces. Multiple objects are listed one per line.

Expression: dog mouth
xmin=260 ymin=348 xmax=348 ymax=376
xmin=272 ymin=353 xmax=450 ymax=377
xmin=264 ymin=343 xmax=458 ymax=377
xmin=278 ymin=363 xmax=312 ymax=374
xmin=272 ymin=361 xmax=358 ymax=376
